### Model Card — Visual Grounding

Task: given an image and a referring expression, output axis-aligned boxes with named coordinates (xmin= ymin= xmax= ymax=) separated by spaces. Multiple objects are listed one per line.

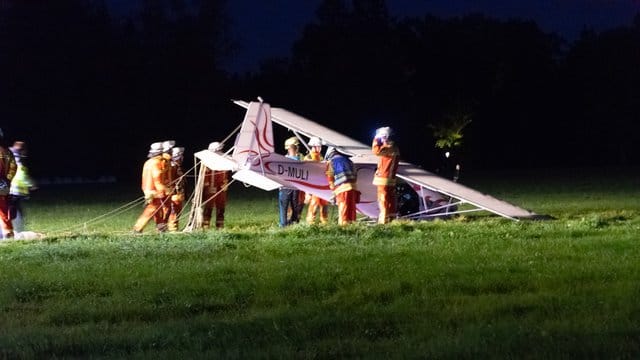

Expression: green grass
xmin=1 ymin=168 xmax=639 ymax=358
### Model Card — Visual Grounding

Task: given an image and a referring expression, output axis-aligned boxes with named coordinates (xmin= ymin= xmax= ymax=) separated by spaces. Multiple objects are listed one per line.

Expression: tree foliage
xmin=429 ymin=110 xmax=472 ymax=150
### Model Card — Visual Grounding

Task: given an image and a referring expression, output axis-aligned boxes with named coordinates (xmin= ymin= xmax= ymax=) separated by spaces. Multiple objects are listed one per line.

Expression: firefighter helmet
xmin=148 ymin=142 xmax=163 ymax=157
xmin=208 ymin=141 xmax=223 ymax=152
xmin=171 ymin=147 xmax=184 ymax=158
xmin=162 ymin=140 xmax=175 ymax=152
xmin=308 ymin=137 xmax=322 ymax=147
xmin=284 ymin=137 xmax=299 ymax=149
xmin=325 ymin=146 xmax=337 ymax=160
xmin=325 ymin=146 xmax=349 ymax=159
xmin=375 ymin=127 xmax=393 ymax=139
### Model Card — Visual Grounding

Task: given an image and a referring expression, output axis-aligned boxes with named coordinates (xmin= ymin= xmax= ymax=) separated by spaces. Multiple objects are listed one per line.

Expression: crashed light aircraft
xmin=190 ymin=99 xmax=543 ymax=223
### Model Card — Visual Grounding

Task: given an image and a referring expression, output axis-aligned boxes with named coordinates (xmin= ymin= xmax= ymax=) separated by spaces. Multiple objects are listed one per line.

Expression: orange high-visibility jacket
xmin=372 ymin=140 xmax=400 ymax=186
xmin=141 ymin=155 xmax=169 ymax=198
xmin=304 ymin=150 xmax=322 ymax=162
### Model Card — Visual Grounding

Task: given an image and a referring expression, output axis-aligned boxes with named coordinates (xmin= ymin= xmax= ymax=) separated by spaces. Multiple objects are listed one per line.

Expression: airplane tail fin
xmin=232 ymin=101 xmax=274 ymax=167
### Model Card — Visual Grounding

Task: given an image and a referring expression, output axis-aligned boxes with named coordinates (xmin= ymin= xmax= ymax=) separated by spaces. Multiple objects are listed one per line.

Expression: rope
xmin=48 ymin=162 xmax=198 ymax=236
xmin=49 ymin=196 xmax=146 ymax=236
xmin=198 ymin=179 xmax=236 ymax=209
xmin=220 ymin=122 xmax=243 ymax=148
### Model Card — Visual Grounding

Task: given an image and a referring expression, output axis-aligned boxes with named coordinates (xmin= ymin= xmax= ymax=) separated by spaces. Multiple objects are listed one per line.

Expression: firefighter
xmin=372 ymin=127 xmax=400 ymax=224
xmin=0 ymin=128 xmax=17 ymax=239
xmin=133 ymin=142 xmax=171 ymax=233
xmin=325 ymin=147 xmax=358 ymax=225
xmin=279 ymin=137 xmax=303 ymax=227
xmin=303 ymin=137 xmax=328 ymax=224
xmin=167 ymin=146 xmax=185 ymax=232
xmin=202 ymin=142 xmax=230 ymax=229
xmin=9 ymin=141 xmax=37 ymax=233
xmin=159 ymin=140 xmax=176 ymax=224
xmin=160 ymin=140 xmax=175 ymax=186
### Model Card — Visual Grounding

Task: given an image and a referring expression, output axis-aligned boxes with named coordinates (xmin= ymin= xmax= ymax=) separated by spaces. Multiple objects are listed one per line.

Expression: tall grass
xmin=0 ymin=168 xmax=639 ymax=358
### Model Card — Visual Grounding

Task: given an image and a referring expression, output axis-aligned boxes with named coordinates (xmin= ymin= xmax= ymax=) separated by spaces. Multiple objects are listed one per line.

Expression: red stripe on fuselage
xmin=288 ymin=179 xmax=331 ymax=190
xmin=260 ymin=107 xmax=274 ymax=147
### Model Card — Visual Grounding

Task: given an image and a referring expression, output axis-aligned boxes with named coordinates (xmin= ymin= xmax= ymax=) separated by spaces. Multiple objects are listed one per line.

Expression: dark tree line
xmin=0 ymin=0 xmax=236 ymax=180
xmin=0 ymin=0 xmax=638 ymax=181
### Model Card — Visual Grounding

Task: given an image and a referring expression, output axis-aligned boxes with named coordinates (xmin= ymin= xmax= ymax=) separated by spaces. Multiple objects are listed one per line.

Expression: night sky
xmin=108 ymin=0 xmax=640 ymax=73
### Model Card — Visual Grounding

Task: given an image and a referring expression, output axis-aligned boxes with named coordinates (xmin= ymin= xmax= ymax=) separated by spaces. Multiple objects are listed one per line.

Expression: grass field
xmin=1 ymin=167 xmax=639 ymax=358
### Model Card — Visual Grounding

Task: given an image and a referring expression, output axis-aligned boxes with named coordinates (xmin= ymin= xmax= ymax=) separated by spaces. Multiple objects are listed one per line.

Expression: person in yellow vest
xmin=167 ymin=146 xmax=185 ymax=232
xmin=0 ymin=128 xmax=17 ymax=239
xmin=202 ymin=142 xmax=231 ymax=229
xmin=372 ymin=127 xmax=400 ymax=224
xmin=9 ymin=141 xmax=37 ymax=233
xmin=132 ymin=142 xmax=172 ymax=233
xmin=303 ymin=137 xmax=328 ymax=224
xmin=325 ymin=147 xmax=358 ymax=225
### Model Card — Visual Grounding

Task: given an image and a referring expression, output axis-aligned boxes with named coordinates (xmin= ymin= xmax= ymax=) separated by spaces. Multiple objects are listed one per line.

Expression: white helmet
xmin=326 ymin=146 xmax=348 ymax=160
xmin=325 ymin=146 xmax=336 ymax=160
xmin=148 ymin=142 xmax=163 ymax=157
xmin=162 ymin=140 xmax=175 ymax=152
xmin=308 ymin=137 xmax=322 ymax=147
xmin=208 ymin=141 xmax=223 ymax=152
xmin=171 ymin=146 xmax=184 ymax=158
xmin=375 ymin=127 xmax=393 ymax=139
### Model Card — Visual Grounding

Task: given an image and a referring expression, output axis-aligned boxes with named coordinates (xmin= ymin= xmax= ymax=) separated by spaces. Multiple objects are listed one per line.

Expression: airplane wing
xmin=397 ymin=164 xmax=539 ymax=220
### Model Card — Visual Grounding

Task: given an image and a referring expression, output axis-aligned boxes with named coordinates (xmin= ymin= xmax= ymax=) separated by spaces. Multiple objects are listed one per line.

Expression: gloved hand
xmin=144 ymin=192 xmax=155 ymax=203
xmin=329 ymin=195 xmax=336 ymax=205
xmin=171 ymin=193 xmax=184 ymax=202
